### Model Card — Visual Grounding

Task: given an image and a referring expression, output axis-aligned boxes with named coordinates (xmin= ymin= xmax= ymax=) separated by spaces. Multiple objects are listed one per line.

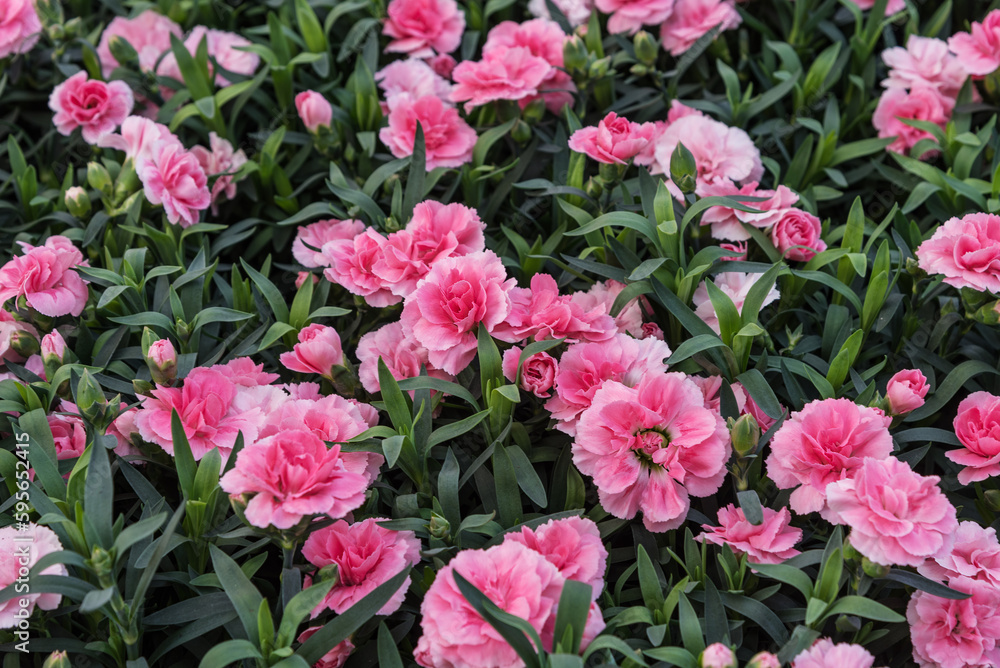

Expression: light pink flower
xmin=701 ymin=643 xmax=737 ymax=668
xmin=641 ymin=322 xmax=664 ymax=339
xmin=826 ymin=456 xmax=957 ymax=567
xmin=569 ymin=112 xmax=652 ymax=164
xmin=547 ymin=333 xmax=671 ymax=435
xmin=0 ymin=235 xmax=89 ymax=317
xmin=356 ymin=321 xmax=456 ymax=395
xmin=134 ymin=367 xmax=263 ymax=463
xmin=502 ymin=347 xmax=558 ymax=398
xmin=692 ymin=272 xmax=781 ymax=334
xmin=505 ymin=515 xmax=608 ymax=597
xmin=596 ymin=0 xmax=674 ymax=34
xmin=400 ymin=251 xmax=516 ymax=375
xmin=694 ymin=376 xmax=779 ymax=432
xmin=771 ymin=208 xmax=826 ymax=262
xmin=303 ymin=518 xmax=421 ymax=615
xmin=296 ymin=628 xmax=354 ymax=668
xmin=139 ymin=141 xmax=211 ymax=228
xmin=383 ymin=0 xmax=465 ymax=57
xmin=483 ymin=18 xmax=575 ymax=113
xmin=279 ymin=324 xmax=344 ymax=380
xmin=528 ymin=0 xmax=594 ymax=27
xmin=96 ymin=10 xmax=181 ymax=76
xmin=213 ymin=357 xmax=280 ymax=387
xmin=296 ymin=90 xmax=333 ymax=132
xmin=0 ymin=0 xmax=41 ymax=59
xmin=574 ymin=372 xmax=730 ymax=532
xmin=450 ymin=46 xmax=552 ymax=112
xmin=494 ymin=273 xmax=617 ymax=345
xmin=570 ymin=279 xmax=648 ymax=338
xmin=948 ymin=10 xmax=1000 ymax=77
xmin=189 ymin=132 xmax=246 ymax=214
xmin=40 ymin=330 xmax=66 ymax=363
xmin=379 ymin=93 xmax=477 ymax=170
xmin=48 ymin=408 xmax=86 ymax=462
xmin=429 ymin=53 xmax=457 ymax=78
xmin=634 ymin=101 xmax=704 ymax=167
xmin=0 ymin=524 xmax=66 ymax=629
xmin=845 ymin=0 xmax=904 ymax=14
xmin=698 ymin=504 xmax=801 ymax=565
xmin=297 ymin=272 xmax=318 ymax=288
xmin=220 ymin=429 xmax=369 ymax=529
xmin=108 ymin=404 xmax=141 ymax=458
xmin=720 ymin=242 xmax=748 ymax=261
xmin=0 ymin=310 xmax=37 ymax=363
xmin=323 ymin=229 xmax=400 ymax=307
xmin=791 ymin=639 xmax=880 ymax=668
xmin=916 ymin=213 xmax=1000 ymax=294
xmin=158 ymin=27 xmax=260 ymax=87
xmin=872 ymin=86 xmax=952 ymax=158
xmin=376 ymin=58 xmax=454 ymax=109
xmin=907 ymin=577 xmax=1000 ymax=668
xmin=293 ymin=219 xmax=364 ymax=270
xmin=948 ymin=391 xmax=1000 ymax=485
xmin=97 ymin=115 xmax=181 ymax=167
xmin=766 ymin=398 xmax=893 ymax=518
xmin=653 ymin=114 xmax=763 ymax=198
xmin=49 ymin=72 xmax=134 ymax=145
xmin=882 ymin=36 xmax=968 ymax=101
xmin=660 ymin=0 xmax=741 ymax=56
xmin=748 ymin=652 xmax=782 ymax=668
xmin=697 ymin=180 xmax=799 ymax=241
xmin=919 ymin=521 xmax=1000 ymax=588
xmin=885 ymin=369 xmax=928 ymax=415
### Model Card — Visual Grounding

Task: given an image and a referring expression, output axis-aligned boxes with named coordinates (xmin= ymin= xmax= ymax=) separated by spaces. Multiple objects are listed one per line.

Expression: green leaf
xmin=17 ymin=410 xmax=65 ymax=501
xmin=492 ymin=445 xmax=522 ymax=526
xmin=637 ymin=544 xmax=665 ymax=611
xmin=718 ymin=591 xmax=789 ymax=644
xmin=565 ymin=211 xmax=658 ymax=245
xmin=822 ymin=595 xmax=905 ymax=623
xmin=703 ymin=579 xmax=730 ymax=645
xmin=240 ymin=258 xmax=290 ymax=323
xmin=736 ymin=490 xmax=763 ymax=525
xmin=906 ymin=360 xmax=1000 ymax=422
xmin=276 ymin=579 xmax=336 ymax=648
xmin=427 ymin=410 xmax=491 ymax=448
xmin=643 ymin=647 xmax=697 ymax=668
xmin=553 ymin=580 xmax=593 ymax=653
xmin=452 ymin=570 xmax=544 ymax=668
xmin=378 ymin=358 xmax=413 ymax=434
xmin=667 ymin=334 xmax=726 ymax=366
xmin=882 ymin=569 xmax=970 ymax=600
xmin=377 ymin=621 xmax=404 ymax=668
xmin=210 ymin=544 xmax=265 ymax=647
xmin=198 ymin=639 xmax=263 ymax=668
xmin=678 ymin=593 xmax=705 ymax=655
xmin=80 ymin=587 xmax=115 ymax=613
xmin=171 ymin=410 xmax=197 ymax=500
xmin=83 ymin=444 xmax=113 ymax=548
xmin=505 ymin=445 xmax=547 ymax=507
xmin=750 ymin=562 xmax=813 ymax=599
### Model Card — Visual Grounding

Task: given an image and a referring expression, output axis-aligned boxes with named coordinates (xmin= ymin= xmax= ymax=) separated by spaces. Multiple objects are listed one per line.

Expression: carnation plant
xmin=3 ymin=0 xmax=1000 ymax=667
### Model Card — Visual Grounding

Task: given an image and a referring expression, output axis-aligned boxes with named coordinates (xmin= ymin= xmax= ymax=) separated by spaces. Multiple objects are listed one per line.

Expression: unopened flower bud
xmin=317 ymin=562 xmax=340 ymax=586
xmin=588 ymin=56 xmax=610 ymax=79
xmin=76 ymin=369 xmax=109 ymax=426
xmin=699 ymin=643 xmax=737 ymax=668
xmin=563 ymin=35 xmax=588 ymax=74
xmin=43 ymin=651 xmax=71 ymax=668
xmin=861 ymin=556 xmax=890 ymax=579
xmin=10 ymin=329 xmax=40 ymax=358
xmin=843 ymin=538 xmax=863 ymax=563
xmin=41 ymin=330 xmax=67 ymax=380
xmin=429 ymin=513 xmax=451 ymax=540
xmin=521 ymin=97 xmax=546 ymax=125
xmin=87 ymin=162 xmax=113 ymax=198
xmin=971 ymin=299 xmax=1000 ymax=325
xmin=598 ymin=161 xmax=628 ymax=185
xmin=511 ymin=119 xmax=532 ymax=143
xmin=984 ymin=489 xmax=1000 ymax=512
xmin=146 ymin=339 xmax=177 ymax=386
xmin=730 ymin=413 xmax=761 ymax=457
xmin=746 ymin=652 xmax=781 ymax=668
xmin=88 ymin=545 xmax=113 ymax=576
xmin=64 ymin=186 xmax=91 ymax=217
xmin=634 ymin=30 xmax=658 ymax=67
xmin=108 ymin=34 xmax=139 ymax=68
xmin=670 ymin=142 xmax=698 ymax=194
xmin=585 ymin=176 xmax=603 ymax=199
xmin=132 ymin=379 xmax=154 ymax=396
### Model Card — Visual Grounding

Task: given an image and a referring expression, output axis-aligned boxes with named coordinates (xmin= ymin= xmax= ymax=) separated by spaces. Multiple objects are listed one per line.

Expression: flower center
xmin=631 ymin=429 xmax=668 ymax=467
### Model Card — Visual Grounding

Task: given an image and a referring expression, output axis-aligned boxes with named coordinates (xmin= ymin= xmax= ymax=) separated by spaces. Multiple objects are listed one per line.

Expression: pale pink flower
xmin=692 ymin=272 xmax=780 ymax=334
xmin=48 ymin=408 xmax=86 ymax=462
xmin=766 ymin=398 xmax=893 ymax=518
xmin=633 ymin=101 xmax=704 ymax=167
xmin=296 ymin=628 xmax=354 ymax=668
xmin=570 ymin=279 xmax=648 ymax=338
xmin=0 ymin=524 xmax=66 ymax=629
xmin=907 ymin=577 xmax=1000 ymax=668
xmin=720 ymin=242 xmax=748 ymax=261
xmin=295 ymin=90 xmax=333 ymax=133
xmin=569 ymin=112 xmax=652 ymax=164
xmin=108 ymin=404 xmax=141 ymax=458
xmin=0 ymin=0 xmax=41 ymax=59
xmin=96 ymin=10 xmax=181 ymax=76
xmin=49 ymin=72 xmax=134 ymax=144
xmin=383 ymin=0 xmax=465 ymax=57
xmin=293 ymin=219 xmax=365 ymax=269
xmin=574 ymin=372 xmax=730 ymax=532
xmin=872 ymin=86 xmax=952 ymax=158
xmin=505 ymin=515 xmax=608 ymax=597
xmin=748 ymin=653 xmax=782 ymax=668
xmin=948 ymin=391 xmax=1000 ymax=485
xmin=356 ymin=321 xmax=456 ymax=395
xmin=323 ymin=229 xmax=400 ymax=307
xmin=0 ymin=310 xmax=37 ymax=363
xmin=701 ymin=643 xmax=737 ymax=668
xmin=547 ymin=333 xmax=671 ymax=435
xmin=0 ymin=235 xmax=89 ymax=317
xmin=158 ymin=27 xmax=259 ymax=87
xmin=697 ymin=180 xmax=799 ymax=241
xmin=220 ymin=429 xmax=369 ymax=529
xmin=528 ymin=0 xmax=594 ymax=27
xmin=212 ymin=357 xmax=280 ymax=387
xmin=917 ymin=213 xmax=1000 ymax=294
xmin=483 ymin=18 xmax=575 ymax=112
xmin=882 ymin=36 xmax=968 ymax=101
xmin=596 ymin=0 xmax=674 ymax=35
xmin=303 ymin=518 xmax=421 ymax=616
xmin=279 ymin=324 xmax=344 ymax=380
xmin=376 ymin=58 xmax=454 ymax=109
xmin=791 ymin=639 xmax=880 ymax=668
xmin=97 ymin=116 xmax=181 ymax=167
xmin=400 ymin=251 xmax=516 ymax=375
xmin=771 ymin=209 xmax=827 ymax=262
xmin=189 ymin=132 xmax=247 ymax=214
xmin=494 ymin=273 xmax=617 ymax=344
xmin=450 ymin=46 xmax=552 ymax=112
xmin=297 ymin=272 xmax=316 ymax=289
xmin=698 ymin=504 xmax=801 ymax=565
xmin=919 ymin=521 xmax=1000 ymax=588
xmin=845 ymin=0 xmax=904 ymax=14
xmin=660 ymin=0 xmax=741 ymax=56
xmin=502 ymin=347 xmax=558 ymax=398
xmin=885 ymin=369 xmax=928 ymax=415
xmin=379 ymin=93 xmax=477 ymax=170
xmin=139 ymin=141 xmax=211 ymax=228
xmin=948 ymin=10 xmax=1000 ymax=77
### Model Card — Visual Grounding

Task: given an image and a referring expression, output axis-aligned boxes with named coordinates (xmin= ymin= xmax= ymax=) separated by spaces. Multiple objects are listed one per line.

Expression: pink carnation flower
xmin=916 ymin=213 xmax=1000 ymax=294
xmin=907 ymin=577 xmax=1000 ymax=668
xmin=845 ymin=0 xmax=904 ymax=14
xmin=0 ymin=235 xmax=89 ymax=318
xmin=502 ymin=347 xmax=558 ymax=398
xmin=303 ymin=518 xmax=421 ymax=616
xmin=296 ymin=628 xmax=354 ymax=668
xmin=570 ymin=279 xmax=648 ymax=338
xmin=766 ymin=398 xmax=893 ymax=518
xmin=568 ymin=112 xmax=652 ymax=164
xmin=450 ymin=46 xmax=552 ymax=112
xmin=692 ymin=272 xmax=781 ymax=335
xmin=720 ymin=242 xmax=748 ymax=261
xmin=483 ymin=18 xmax=575 ymax=113
xmin=158 ymin=26 xmax=259 ymax=87
xmin=96 ymin=10 xmax=181 ymax=76
xmin=698 ymin=504 xmax=802 ymax=565
xmin=948 ymin=10 xmax=1000 ymax=77
xmin=882 ymin=36 xmax=968 ymax=102
xmin=97 ymin=115 xmax=181 ymax=167
xmin=220 ymin=429 xmax=369 ymax=529
xmin=493 ymin=273 xmax=617 ymax=345
xmin=292 ymin=219 xmax=365 ymax=269
xmin=660 ymin=0 xmax=741 ymax=56
xmin=190 ymin=132 xmax=247 ymax=214
xmin=213 ymin=356 xmax=280 ymax=387
xmin=49 ymin=72 xmax=134 ymax=145
xmin=547 ymin=333 xmax=672 ymax=435
xmin=596 ymin=0 xmax=674 ymax=35
xmin=0 ymin=0 xmax=41 ymax=59
xmin=528 ymin=0 xmax=594 ymax=27
xmin=279 ymin=324 xmax=345 ymax=380
xmin=295 ymin=90 xmax=333 ymax=133
xmin=379 ymin=93 xmax=477 ymax=170
xmin=826 ymin=456 xmax=957 ymax=567
xmin=505 ymin=515 xmax=609 ymax=597
xmin=355 ymin=321 xmax=456 ymax=395
xmin=400 ymin=251 xmax=516 ymax=375
xmin=376 ymin=59 xmax=454 ymax=110
xmin=919 ymin=521 xmax=1000 ymax=588
xmin=696 ymin=180 xmax=799 ymax=241
xmin=948 ymin=391 xmax=1000 ymax=485
xmin=139 ymin=141 xmax=211 ymax=228
xmin=791 ymin=639 xmax=881 ymax=668
xmin=383 ymin=0 xmax=465 ymax=58
xmin=0 ymin=524 xmax=66 ymax=629
xmin=885 ymin=368 xmax=928 ymax=415
xmin=574 ymin=372 xmax=731 ymax=532
xmin=0 ymin=309 xmax=37 ymax=363
xmin=324 ymin=229 xmax=400 ymax=307
xmin=48 ymin=407 xmax=87 ymax=463
xmin=771 ymin=209 xmax=827 ymax=262
xmin=872 ymin=86 xmax=952 ymax=158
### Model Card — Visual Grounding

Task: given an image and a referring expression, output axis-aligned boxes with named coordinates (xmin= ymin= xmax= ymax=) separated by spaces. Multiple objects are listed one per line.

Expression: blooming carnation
xmin=376 ymin=59 xmax=454 ymax=109
xmin=379 ymin=93 xmax=477 ymax=170
xmin=882 ymin=36 xmax=968 ymax=102
xmin=0 ymin=0 xmax=41 ymax=59
xmin=0 ymin=524 xmax=66 ymax=628
xmin=190 ymin=132 xmax=247 ymax=214
xmin=482 ymin=18 xmax=574 ymax=113
xmin=383 ymin=0 xmax=465 ymax=57
xmin=907 ymin=577 xmax=1000 ymax=668
xmin=324 ymin=229 xmax=400 ymax=307
xmin=596 ymin=0 xmax=674 ymax=35
xmin=574 ymin=372 xmax=730 ymax=531
xmin=766 ymin=398 xmax=893 ymax=518
xmin=698 ymin=504 xmax=802 ymax=565
xmin=569 ymin=112 xmax=652 ymax=164
xmin=919 ymin=521 xmax=1000 ymax=588
xmin=139 ymin=141 xmax=212 ymax=228
xmin=494 ymin=273 xmax=617 ymax=344
xmin=948 ymin=10 xmax=1000 ymax=77
xmin=49 ymin=72 xmax=134 ymax=145
xmin=0 ymin=235 xmax=90 ymax=318
xmin=916 ymin=213 xmax=1000 ymax=294
xmin=660 ymin=0 xmax=741 ymax=56
xmin=872 ymin=86 xmax=952 ymax=158
xmin=502 ymin=347 xmax=558 ymax=398
xmin=213 ymin=356 xmax=280 ymax=387
xmin=356 ymin=321 xmax=455 ymax=395
xmin=791 ymin=639 xmax=881 ymax=668
xmin=48 ymin=404 xmax=87 ymax=463
xmin=697 ymin=180 xmax=798 ymax=241
xmin=97 ymin=116 xmax=181 ymax=167
xmin=96 ymin=10 xmax=181 ymax=76
xmin=528 ymin=0 xmax=594 ymax=27
xmin=947 ymin=391 xmax=1000 ymax=485
xmin=771 ymin=209 xmax=827 ymax=262
xmin=569 ymin=279 xmax=648 ymax=338
xmin=885 ymin=368 xmax=929 ymax=415
xmin=692 ymin=272 xmax=781 ymax=335
xmin=279 ymin=324 xmax=344 ymax=380
xmin=292 ymin=219 xmax=365 ymax=269
xmin=503 ymin=516 xmax=608 ymax=597
xmin=157 ymin=26 xmax=259 ymax=87
xmin=450 ymin=46 xmax=552 ymax=112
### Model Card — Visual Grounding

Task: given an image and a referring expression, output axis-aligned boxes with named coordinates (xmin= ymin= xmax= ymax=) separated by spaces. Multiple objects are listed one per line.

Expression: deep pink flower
xmin=400 ymin=251 xmax=516 ymax=375
xmin=220 ymin=429 xmax=369 ymax=529
xmin=296 ymin=628 xmax=354 ymax=668
xmin=948 ymin=391 xmax=1000 ymax=485
xmin=494 ymin=273 xmax=617 ymax=345
xmin=293 ymin=219 xmax=365 ymax=269
xmin=0 ymin=235 xmax=89 ymax=317
xmin=641 ymin=322 xmax=664 ymax=340
xmin=882 ymin=36 xmax=968 ymax=101
xmin=919 ymin=521 xmax=1000 ymax=588
xmin=296 ymin=90 xmax=333 ymax=133
xmin=376 ymin=59 xmax=454 ymax=109
xmin=355 ymin=321 xmax=456 ymax=395
xmin=948 ymin=10 xmax=1000 ymax=77
xmin=96 ymin=10 xmax=181 ymax=76
xmin=379 ymin=93 xmax=477 ymax=170
xmin=428 ymin=53 xmax=457 ymax=78
xmin=872 ymin=86 xmax=952 ymax=158
xmin=791 ymin=639 xmax=881 ymax=668
xmin=0 ymin=0 xmax=41 ymax=59
xmin=771 ymin=209 xmax=827 ymax=262
xmin=698 ymin=504 xmax=802 ymax=565
xmin=907 ymin=577 xmax=1000 ymax=668
xmin=660 ymin=0 xmax=741 ymax=56
xmin=48 ymin=408 xmax=86 ymax=462
xmin=450 ymin=46 xmax=552 ymax=112
xmin=190 ymin=132 xmax=247 ymax=214
xmin=49 ymin=72 xmax=134 ymax=145
xmin=0 ymin=524 xmax=66 ymax=629
xmin=502 ymin=347 xmax=558 ymax=398
xmin=748 ymin=653 xmax=782 ymax=668
xmin=139 ymin=141 xmax=211 ymax=227
xmin=917 ymin=213 xmax=1000 ymax=294
xmin=574 ymin=372 xmax=730 ymax=532
xmin=766 ymin=398 xmax=893 ymax=518
xmin=323 ymin=229 xmax=400 ymax=307
xmin=885 ymin=369 xmax=928 ymax=415
xmin=692 ymin=272 xmax=781 ymax=335
xmin=596 ymin=0 xmax=674 ymax=34
xmin=383 ymin=0 xmax=465 ymax=57
xmin=505 ymin=515 xmax=608 ymax=597
xmin=303 ymin=518 xmax=421 ymax=615
xmin=569 ymin=112 xmax=652 ymax=164
xmin=279 ymin=324 xmax=344 ymax=380
xmin=570 ymin=279 xmax=648 ymax=338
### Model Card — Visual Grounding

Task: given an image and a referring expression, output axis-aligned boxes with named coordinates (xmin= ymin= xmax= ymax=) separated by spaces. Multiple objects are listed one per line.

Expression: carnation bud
xmin=971 ymin=299 xmax=1000 ymax=325
xmin=64 ymin=186 xmax=91 ymax=217
xmin=511 ymin=119 xmax=532 ymax=144
xmin=108 ymin=34 xmax=139 ymax=68
xmin=34 ymin=0 xmax=64 ymax=27
xmin=132 ymin=379 xmax=154 ymax=396
xmin=76 ymin=369 xmax=109 ymax=427
xmin=588 ymin=56 xmax=610 ymax=79
xmin=633 ymin=30 xmax=658 ymax=67
xmin=730 ymin=413 xmax=760 ymax=457
xmin=521 ymin=97 xmax=547 ymax=125
xmin=699 ymin=643 xmax=737 ymax=668
xmin=63 ymin=16 xmax=81 ymax=38
xmin=88 ymin=545 xmax=113 ymax=578
xmin=145 ymin=339 xmax=178 ymax=387
xmin=746 ymin=652 xmax=781 ymax=668
xmin=984 ymin=489 xmax=1000 ymax=512
xmin=429 ymin=512 xmax=451 ymax=540
xmin=598 ymin=161 xmax=628 ymax=185
xmin=316 ymin=563 xmax=341 ymax=586
xmin=843 ymin=538 xmax=863 ymax=563
xmin=87 ymin=162 xmax=113 ymax=198
xmin=10 ymin=329 xmax=40 ymax=358
xmin=175 ymin=318 xmax=192 ymax=343
xmin=563 ymin=35 xmax=589 ymax=74
xmin=861 ymin=556 xmax=890 ymax=579
xmin=585 ymin=176 xmax=603 ymax=199
xmin=670 ymin=142 xmax=698 ymax=194
xmin=41 ymin=330 xmax=67 ymax=380
xmin=43 ymin=651 xmax=71 ymax=668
